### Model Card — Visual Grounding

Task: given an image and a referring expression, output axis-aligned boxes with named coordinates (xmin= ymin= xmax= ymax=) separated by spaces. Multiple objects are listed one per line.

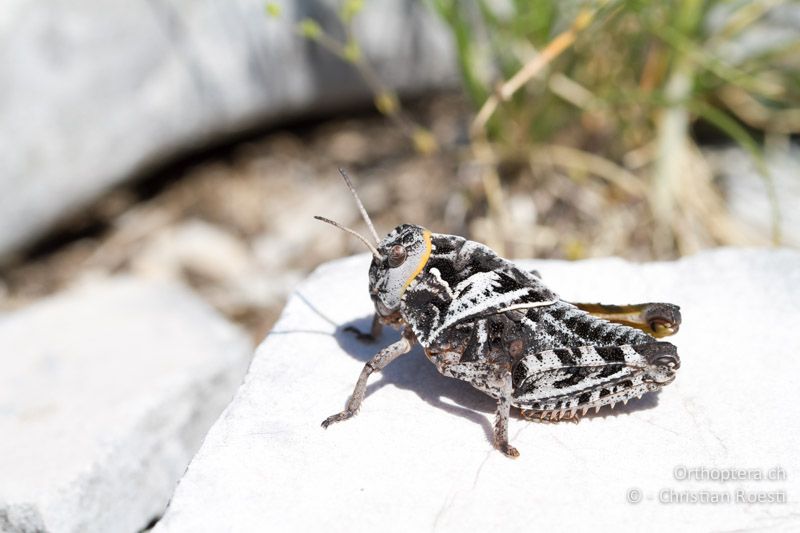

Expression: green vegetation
xmin=270 ymin=0 xmax=800 ymax=258
xmin=432 ymin=0 xmax=799 ymax=256
xmin=266 ymin=1 xmax=438 ymax=155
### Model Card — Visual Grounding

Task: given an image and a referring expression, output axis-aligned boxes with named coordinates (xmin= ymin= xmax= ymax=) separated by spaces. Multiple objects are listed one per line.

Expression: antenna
xmin=338 ymin=168 xmax=380 ymax=243
xmin=314 ymin=216 xmax=382 ymax=261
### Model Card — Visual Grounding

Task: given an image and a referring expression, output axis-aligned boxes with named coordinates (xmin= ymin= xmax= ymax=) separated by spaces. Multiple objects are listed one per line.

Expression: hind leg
xmin=514 ymin=342 xmax=680 ymax=420
xmin=521 ymin=408 xmax=582 ymax=424
xmin=527 ymin=270 xmax=680 ymax=337
xmin=571 ymin=302 xmax=681 ymax=338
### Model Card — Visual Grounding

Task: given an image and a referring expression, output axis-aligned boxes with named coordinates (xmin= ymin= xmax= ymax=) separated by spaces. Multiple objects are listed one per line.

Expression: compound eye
xmin=387 ymin=245 xmax=407 ymax=268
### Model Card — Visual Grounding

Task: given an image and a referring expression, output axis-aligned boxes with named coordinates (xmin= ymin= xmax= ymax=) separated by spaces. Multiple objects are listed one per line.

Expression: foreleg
xmin=344 ymin=313 xmax=383 ymax=343
xmin=321 ymin=333 xmax=412 ymax=428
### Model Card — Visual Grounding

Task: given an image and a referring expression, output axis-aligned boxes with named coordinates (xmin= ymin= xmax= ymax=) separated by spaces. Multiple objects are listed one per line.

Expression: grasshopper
xmin=318 ymin=170 xmax=681 ymax=457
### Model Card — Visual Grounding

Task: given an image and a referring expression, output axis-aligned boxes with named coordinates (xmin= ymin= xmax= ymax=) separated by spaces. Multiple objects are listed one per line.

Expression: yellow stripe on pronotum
xmin=401 ymin=230 xmax=432 ymax=294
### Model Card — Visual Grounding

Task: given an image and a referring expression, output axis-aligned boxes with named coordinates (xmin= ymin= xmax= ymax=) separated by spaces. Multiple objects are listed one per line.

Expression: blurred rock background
xmin=1 ymin=1 xmax=798 ymax=530
xmin=0 ymin=0 xmax=459 ymax=339
xmin=2 ymin=0 xmax=797 ymax=342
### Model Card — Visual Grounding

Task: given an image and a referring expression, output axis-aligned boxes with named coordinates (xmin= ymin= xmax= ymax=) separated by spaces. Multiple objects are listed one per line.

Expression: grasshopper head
xmin=315 ymin=169 xmax=432 ymax=319
xmin=368 ymin=224 xmax=432 ymax=317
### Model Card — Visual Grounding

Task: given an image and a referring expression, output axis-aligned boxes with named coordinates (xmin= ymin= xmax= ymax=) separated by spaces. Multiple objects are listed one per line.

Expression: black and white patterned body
xmin=399 ymin=229 xmax=677 ymax=411
xmin=325 ymin=223 xmax=680 ymax=457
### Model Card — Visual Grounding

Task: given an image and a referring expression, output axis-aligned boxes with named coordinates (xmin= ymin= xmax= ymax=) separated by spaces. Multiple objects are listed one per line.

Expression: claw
xmin=343 ymin=326 xmax=377 ymax=343
xmin=321 ymin=410 xmax=355 ymax=428
xmin=500 ymin=443 xmax=520 ymax=458
xmin=652 ymin=322 xmax=675 ymax=336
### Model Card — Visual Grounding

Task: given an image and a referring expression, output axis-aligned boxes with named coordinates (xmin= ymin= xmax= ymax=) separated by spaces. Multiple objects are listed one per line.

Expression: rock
xmin=0 ymin=0 xmax=456 ymax=263
xmin=0 ymin=277 xmax=252 ymax=533
xmin=708 ymin=3 xmax=800 ymax=64
xmin=131 ymin=219 xmax=256 ymax=284
xmin=154 ymin=248 xmax=800 ymax=532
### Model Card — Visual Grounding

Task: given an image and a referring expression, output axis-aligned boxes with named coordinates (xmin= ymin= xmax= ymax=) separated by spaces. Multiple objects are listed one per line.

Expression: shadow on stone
xmin=333 ymin=314 xmax=664 ymax=439
xmin=334 ymin=314 xmax=497 ymax=445
xmin=281 ymin=290 xmax=664 ymax=447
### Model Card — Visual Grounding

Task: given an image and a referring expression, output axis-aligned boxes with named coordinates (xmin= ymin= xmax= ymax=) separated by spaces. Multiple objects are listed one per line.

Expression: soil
xmin=0 ymin=93 xmax=705 ymax=341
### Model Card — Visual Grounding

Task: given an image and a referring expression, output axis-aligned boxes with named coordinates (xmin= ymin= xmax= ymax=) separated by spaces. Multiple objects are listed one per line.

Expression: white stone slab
xmin=0 ymin=278 xmax=252 ymax=533
xmin=155 ymin=249 xmax=800 ymax=532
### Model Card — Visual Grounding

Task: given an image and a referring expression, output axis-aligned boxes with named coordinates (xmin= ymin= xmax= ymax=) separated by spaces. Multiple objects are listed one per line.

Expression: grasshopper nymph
xmin=318 ymin=170 xmax=681 ymax=457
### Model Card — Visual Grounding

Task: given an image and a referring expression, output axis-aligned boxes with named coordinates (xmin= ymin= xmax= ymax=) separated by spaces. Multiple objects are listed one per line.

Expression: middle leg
xmin=438 ymin=360 xmax=519 ymax=458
